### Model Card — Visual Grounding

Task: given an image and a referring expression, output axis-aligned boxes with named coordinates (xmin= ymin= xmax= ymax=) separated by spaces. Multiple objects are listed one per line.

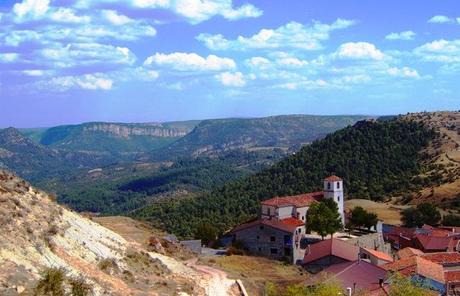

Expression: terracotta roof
xmin=387 ymin=226 xmax=417 ymax=239
xmin=414 ymin=234 xmax=453 ymax=251
xmin=422 ymin=252 xmax=460 ymax=265
xmin=383 ymin=256 xmax=445 ymax=283
xmin=397 ymin=247 xmax=424 ymax=259
xmin=324 ymin=175 xmax=342 ymax=182
xmin=318 ymin=260 xmax=388 ymax=291
xmin=304 ymin=239 xmax=359 ymax=264
xmin=261 ymin=191 xmax=324 ymax=208
xmin=281 ymin=217 xmax=305 ymax=227
xmin=362 ymin=248 xmax=394 ymax=263
xmin=445 ymin=271 xmax=460 ymax=282
xmin=230 ymin=218 xmax=301 ymax=234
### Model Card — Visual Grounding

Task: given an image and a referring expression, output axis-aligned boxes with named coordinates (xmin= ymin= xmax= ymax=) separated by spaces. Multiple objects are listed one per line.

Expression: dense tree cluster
xmin=133 ymin=119 xmax=437 ymax=237
xmin=349 ymin=206 xmax=379 ymax=230
xmin=401 ymin=202 xmax=441 ymax=227
xmin=442 ymin=214 xmax=460 ymax=227
xmin=306 ymin=199 xmax=342 ymax=239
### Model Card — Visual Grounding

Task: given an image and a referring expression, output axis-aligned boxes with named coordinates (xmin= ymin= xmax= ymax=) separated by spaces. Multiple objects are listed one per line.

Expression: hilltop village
xmin=223 ymin=175 xmax=460 ymax=295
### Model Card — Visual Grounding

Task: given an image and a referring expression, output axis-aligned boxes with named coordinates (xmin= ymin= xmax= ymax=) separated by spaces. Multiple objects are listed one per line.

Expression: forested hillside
xmin=133 ymin=118 xmax=438 ymax=237
xmin=152 ymin=115 xmax=369 ymax=159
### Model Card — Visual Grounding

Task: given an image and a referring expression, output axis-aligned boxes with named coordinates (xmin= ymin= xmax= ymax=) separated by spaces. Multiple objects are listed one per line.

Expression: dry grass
xmin=200 ymin=255 xmax=306 ymax=296
xmin=93 ymin=216 xmax=164 ymax=247
xmin=403 ymin=112 xmax=460 ymax=206
xmin=345 ymin=199 xmax=407 ymax=225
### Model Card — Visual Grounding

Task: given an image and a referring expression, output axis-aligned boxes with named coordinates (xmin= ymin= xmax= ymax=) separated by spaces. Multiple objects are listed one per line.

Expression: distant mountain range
xmin=0 ymin=114 xmax=370 ymax=219
xmin=152 ymin=115 xmax=370 ymax=159
xmin=0 ymin=115 xmax=369 ymax=182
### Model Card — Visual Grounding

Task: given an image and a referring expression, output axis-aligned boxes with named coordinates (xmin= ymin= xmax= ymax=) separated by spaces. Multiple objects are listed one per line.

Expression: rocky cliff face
xmin=0 ymin=170 xmax=239 ymax=296
xmin=84 ymin=123 xmax=190 ymax=138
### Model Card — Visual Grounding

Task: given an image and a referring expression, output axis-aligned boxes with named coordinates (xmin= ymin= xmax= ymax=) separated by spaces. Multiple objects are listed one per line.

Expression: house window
xmin=270 ymin=248 xmax=278 ymax=255
xmin=260 ymin=226 xmax=264 ymax=230
xmin=257 ymin=235 xmax=260 ymax=240
xmin=302 ymin=216 xmax=305 ymax=220
xmin=270 ymin=236 xmax=276 ymax=242
xmin=337 ymin=182 xmax=340 ymax=189
xmin=267 ymin=208 xmax=271 ymax=216
xmin=327 ymin=182 xmax=331 ymax=190
xmin=296 ymin=212 xmax=300 ymax=219
xmin=338 ymin=196 xmax=340 ymax=202
xmin=258 ymin=247 xmax=262 ymax=252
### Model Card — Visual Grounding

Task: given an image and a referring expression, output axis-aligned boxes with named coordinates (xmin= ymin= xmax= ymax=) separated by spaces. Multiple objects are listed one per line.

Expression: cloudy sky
xmin=0 ymin=0 xmax=459 ymax=127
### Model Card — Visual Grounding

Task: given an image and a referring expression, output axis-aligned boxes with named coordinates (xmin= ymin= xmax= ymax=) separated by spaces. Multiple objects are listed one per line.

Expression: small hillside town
xmin=226 ymin=175 xmax=460 ymax=295
xmin=230 ymin=175 xmax=345 ymax=264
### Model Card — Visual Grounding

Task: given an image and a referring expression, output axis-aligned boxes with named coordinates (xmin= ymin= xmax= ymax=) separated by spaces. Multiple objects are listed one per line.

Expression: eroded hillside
xmin=0 ymin=170 xmax=239 ymax=296
xmin=401 ymin=112 xmax=460 ymax=208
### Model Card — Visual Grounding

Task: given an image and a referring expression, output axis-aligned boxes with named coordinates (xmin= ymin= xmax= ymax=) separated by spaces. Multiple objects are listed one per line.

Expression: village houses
xmin=230 ymin=175 xmax=345 ymax=264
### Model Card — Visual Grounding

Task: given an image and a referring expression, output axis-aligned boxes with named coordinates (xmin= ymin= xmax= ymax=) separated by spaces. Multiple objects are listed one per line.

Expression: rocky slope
xmin=401 ymin=111 xmax=460 ymax=207
xmin=0 ymin=170 xmax=239 ymax=296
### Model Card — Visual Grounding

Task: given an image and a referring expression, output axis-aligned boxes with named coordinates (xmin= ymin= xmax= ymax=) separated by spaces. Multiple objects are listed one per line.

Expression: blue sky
xmin=0 ymin=0 xmax=459 ymax=127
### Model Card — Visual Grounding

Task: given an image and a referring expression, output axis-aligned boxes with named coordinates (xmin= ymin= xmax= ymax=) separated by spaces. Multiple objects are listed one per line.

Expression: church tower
xmin=324 ymin=175 xmax=345 ymax=225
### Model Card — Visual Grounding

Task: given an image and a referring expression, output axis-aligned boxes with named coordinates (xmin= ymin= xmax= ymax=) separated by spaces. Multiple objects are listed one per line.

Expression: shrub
xmin=98 ymin=258 xmax=118 ymax=273
xmin=69 ymin=277 xmax=92 ymax=296
xmin=34 ymin=267 xmax=66 ymax=296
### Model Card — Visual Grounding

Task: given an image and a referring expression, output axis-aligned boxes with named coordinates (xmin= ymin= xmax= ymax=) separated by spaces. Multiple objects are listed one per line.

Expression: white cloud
xmin=385 ymin=31 xmax=416 ymax=41
xmin=77 ymin=74 xmax=113 ymax=90
xmin=0 ymin=53 xmax=19 ymax=63
xmin=13 ymin=0 xmax=50 ymax=20
xmin=41 ymin=74 xmax=113 ymax=91
xmin=428 ymin=15 xmax=454 ymax=24
xmin=414 ymin=39 xmax=460 ymax=63
xmin=50 ymin=8 xmax=91 ymax=24
xmin=276 ymin=57 xmax=308 ymax=67
xmin=387 ymin=67 xmax=419 ymax=78
xmin=197 ymin=19 xmax=356 ymax=51
xmin=457 ymin=17 xmax=460 ymax=24
xmin=246 ymin=56 xmax=270 ymax=67
xmin=144 ymin=52 xmax=236 ymax=72
xmin=75 ymin=0 xmax=262 ymax=24
xmin=132 ymin=0 xmax=262 ymax=24
xmin=22 ymin=69 xmax=45 ymax=76
xmin=215 ymin=71 xmax=246 ymax=87
xmin=41 ymin=43 xmax=137 ymax=67
xmin=102 ymin=10 xmax=132 ymax=25
xmin=335 ymin=42 xmax=385 ymax=60
xmin=3 ymin=30 xmax=40 ymax=46
xmin=276 ymin=79 xmax=328 ymax=90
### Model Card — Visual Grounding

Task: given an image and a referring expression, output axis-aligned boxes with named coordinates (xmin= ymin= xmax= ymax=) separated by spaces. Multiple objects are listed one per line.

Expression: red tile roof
xmin=261 ymin=191 xmax=324 ymax=208
xmin=303 ymin=239 xmax=359 ymax=264
xmin=422 ymin=252 xmax=460 ymax=265
xmin=445 ymin=271 xmax=460 ymax=282
xmin=362 ymin=248 xmax=394 ymax=263
xmin=324 ymin=175 xmax=342 ymax=182
xmin=387 ymin=226 xmax=417 ymax=239
xmin=281 ymin=217 xmax=305 ymax=227
xmin=383 ymin=256 xmax=445 ymax=283
xmin=414 ymin=234 xmax=453 ymax=251
xmin=230 ymin=218 xmax=301 ymax=234
xmin=397 ymin=247 xmax=424 ymax=259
